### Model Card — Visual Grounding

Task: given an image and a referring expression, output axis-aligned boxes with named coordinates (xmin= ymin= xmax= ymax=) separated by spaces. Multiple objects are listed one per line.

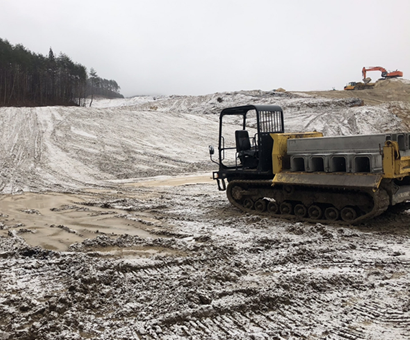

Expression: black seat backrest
xmin=235 ymin=130 xmax=251 ymax=152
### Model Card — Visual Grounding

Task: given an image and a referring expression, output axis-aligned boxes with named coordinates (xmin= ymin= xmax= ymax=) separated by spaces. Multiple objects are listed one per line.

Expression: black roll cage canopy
xmin=210 ymin=104 xmax=285 ymax=190
xmin=220 ymin=104 xmax=283 ymax=120
xmin=218 ymin=104 xmax=284 ymax=150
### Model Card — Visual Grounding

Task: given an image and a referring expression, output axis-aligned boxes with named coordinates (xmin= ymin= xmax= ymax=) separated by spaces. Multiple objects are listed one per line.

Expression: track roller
xmin=280 ymin=202 xmax=293 ymax=215
xmin=255 ymin=199 xmax=267 ymax=212
xmin=324 ymin=207 xmax=339 ymax=221
xmin=267 ymin=201 xmax=279 ymax=214
xmin=294 ymin=204 xmax=307 ymax=217
xmin=308 ymin=205 xmax=322 ymax=219
xmin=340 ymin=206 xmax=357 ymax=222
xmin=243 ymin=198 xmax=254 ymax=210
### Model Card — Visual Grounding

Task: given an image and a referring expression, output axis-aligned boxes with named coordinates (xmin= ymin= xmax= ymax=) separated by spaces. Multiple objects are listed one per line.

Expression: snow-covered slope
xmin=0 ymin=87 xmax=408 ymax=193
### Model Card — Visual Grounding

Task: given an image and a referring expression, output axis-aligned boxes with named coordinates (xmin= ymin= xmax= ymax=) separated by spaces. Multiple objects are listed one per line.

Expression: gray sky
xmin=1 ymin=0 xmax=409 ymax=97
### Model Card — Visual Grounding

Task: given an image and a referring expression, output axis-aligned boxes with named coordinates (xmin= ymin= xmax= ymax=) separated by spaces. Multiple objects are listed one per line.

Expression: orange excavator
xmin=344 ymin=66 xmax=403 ymax=90
xmin=362 ymin=66 xmax=403 ymax=82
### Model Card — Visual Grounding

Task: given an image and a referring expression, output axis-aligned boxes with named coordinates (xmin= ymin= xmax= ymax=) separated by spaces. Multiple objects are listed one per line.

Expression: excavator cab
xmin=210 ymin=105 xmax=284 ymax=190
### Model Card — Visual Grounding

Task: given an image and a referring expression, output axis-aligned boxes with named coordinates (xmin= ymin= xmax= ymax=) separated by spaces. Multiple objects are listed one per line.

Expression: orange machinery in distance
xmin=345 ymin=66 xmax=403 ymax=90
xmin=362 ymin=66 xmax=403 ymax=81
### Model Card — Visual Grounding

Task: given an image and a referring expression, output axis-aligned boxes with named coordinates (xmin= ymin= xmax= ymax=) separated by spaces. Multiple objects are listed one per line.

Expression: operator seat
xmin=235 ymin=130 xmax=258 ymax=168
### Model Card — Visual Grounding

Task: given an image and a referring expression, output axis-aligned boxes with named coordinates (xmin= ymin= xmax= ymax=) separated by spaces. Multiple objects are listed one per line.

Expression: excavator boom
xmin=362 ymin=66 xmax=403 ymax=80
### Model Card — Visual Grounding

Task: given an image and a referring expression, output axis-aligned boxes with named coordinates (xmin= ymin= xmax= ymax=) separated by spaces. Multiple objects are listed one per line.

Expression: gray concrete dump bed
xmin=287 ymin=133 xmax=410 ymax=154
xmin=287 ymin=133 xmax=410 ymax=174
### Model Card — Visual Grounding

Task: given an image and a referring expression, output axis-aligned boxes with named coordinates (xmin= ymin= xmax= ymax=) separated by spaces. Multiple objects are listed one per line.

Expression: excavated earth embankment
xmin=1 ymin=79 xmax=410 ymax=339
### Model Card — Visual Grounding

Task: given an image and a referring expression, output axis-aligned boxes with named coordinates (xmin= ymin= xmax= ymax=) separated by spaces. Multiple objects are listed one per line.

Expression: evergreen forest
xmin=0 ymin=38 xmax=123 ymax=107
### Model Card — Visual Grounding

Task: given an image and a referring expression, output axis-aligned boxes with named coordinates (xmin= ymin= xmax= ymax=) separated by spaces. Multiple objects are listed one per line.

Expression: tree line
xmin=88 ymin=68 xmax=122 ymax=106
xmin=0 ymin=38 xmax=122 ymax=107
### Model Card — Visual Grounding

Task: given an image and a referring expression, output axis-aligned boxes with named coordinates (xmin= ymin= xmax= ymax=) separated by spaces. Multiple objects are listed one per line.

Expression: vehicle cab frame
xmin=210 ymin=105 xmax=284 ymax=190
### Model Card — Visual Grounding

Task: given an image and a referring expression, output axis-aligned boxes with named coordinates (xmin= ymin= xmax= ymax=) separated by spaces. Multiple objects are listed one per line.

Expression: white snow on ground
xmin=0 ymin=89 xmax=407 ymax=193
xmin=85 ymin=95 xmax=160 ymax=108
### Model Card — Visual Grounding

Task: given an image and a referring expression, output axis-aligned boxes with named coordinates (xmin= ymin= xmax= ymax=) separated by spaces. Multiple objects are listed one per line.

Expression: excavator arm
xmin=362 ymin=66 xmax=403 ymax=81
xmin=362 ymin=66 xmax=387 ymax=80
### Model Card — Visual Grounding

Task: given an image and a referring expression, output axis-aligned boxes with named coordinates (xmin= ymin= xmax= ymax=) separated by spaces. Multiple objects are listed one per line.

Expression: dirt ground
xmin=1 ymin=174 xmax=410 ymax=340
xmin=304 ymin=78 xmax=410 ymax=131
xmin=305 ymin=78 xmax=410 ymax=106
xmin=1 ymin=82 xmax=410 ymax=339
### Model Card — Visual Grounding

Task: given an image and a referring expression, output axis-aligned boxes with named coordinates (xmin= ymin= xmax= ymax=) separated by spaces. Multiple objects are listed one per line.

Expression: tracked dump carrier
xmin=209 ymin=105 xmax=410 ymax=224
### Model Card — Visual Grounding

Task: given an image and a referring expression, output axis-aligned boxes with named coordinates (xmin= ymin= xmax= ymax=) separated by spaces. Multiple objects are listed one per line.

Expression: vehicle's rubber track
xmin=226 ymin=179 xmax=390 ymax=224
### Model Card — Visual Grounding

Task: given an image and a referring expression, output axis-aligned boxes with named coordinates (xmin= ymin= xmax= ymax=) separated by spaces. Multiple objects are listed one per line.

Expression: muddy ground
xmin=1 ymin=82 xmax=410 ymax=339
xmin=1 ymin=174 xmax=409 ymax=340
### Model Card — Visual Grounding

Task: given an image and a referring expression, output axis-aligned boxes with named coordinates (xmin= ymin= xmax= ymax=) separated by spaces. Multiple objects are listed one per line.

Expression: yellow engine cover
xmin=271 ymin=132 xmax=323 ymax=174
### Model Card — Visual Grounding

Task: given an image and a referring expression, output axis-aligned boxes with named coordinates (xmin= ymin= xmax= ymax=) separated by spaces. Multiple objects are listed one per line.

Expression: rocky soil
xmin=1 ymin=80 xmax=410 ymax=339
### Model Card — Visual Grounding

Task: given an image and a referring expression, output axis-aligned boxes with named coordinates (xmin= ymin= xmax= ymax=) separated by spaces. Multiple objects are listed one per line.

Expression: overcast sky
xmin=1 ymin=0 xmax=409 ymax=97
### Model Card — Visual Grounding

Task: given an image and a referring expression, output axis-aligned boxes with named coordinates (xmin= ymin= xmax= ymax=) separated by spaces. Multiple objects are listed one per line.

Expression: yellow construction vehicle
xmin=210 ymin=105 xmax=410 ymax=224
xmin=344 ymin=81 xmax=374 ymax=90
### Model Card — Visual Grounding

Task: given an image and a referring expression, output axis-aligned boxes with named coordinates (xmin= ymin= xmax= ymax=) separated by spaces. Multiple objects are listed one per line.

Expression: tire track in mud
xmin=82 ymin=184 xmax=410 ymax=339
xmin=91 ymin=237 xmax=410 ymax=339
xmin=354 ymin=301 xmax=410 ymax=328
xmin=1 ymin=235 xmax=409 ymax=339
xmin=1 ymin=181 xmax=410 ymax=339
xmin=0 ymin=108 xmax=41 ymax=193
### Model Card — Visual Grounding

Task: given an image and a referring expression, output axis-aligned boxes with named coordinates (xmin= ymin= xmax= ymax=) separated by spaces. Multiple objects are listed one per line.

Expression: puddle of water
xmin=20 ymin=227 xmax=90 ymax=251
xmin=123 ymin=174 xmax=213 ymax=188
xmin=0 ymin=192 xmax=161 ymax=251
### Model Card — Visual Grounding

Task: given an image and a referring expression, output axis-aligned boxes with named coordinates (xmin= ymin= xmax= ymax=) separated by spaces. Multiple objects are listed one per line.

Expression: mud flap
xmin=213 ymin=172 xmax=226 ymax=191
xmin=273 ymin=172 xmax=383 ymax=190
